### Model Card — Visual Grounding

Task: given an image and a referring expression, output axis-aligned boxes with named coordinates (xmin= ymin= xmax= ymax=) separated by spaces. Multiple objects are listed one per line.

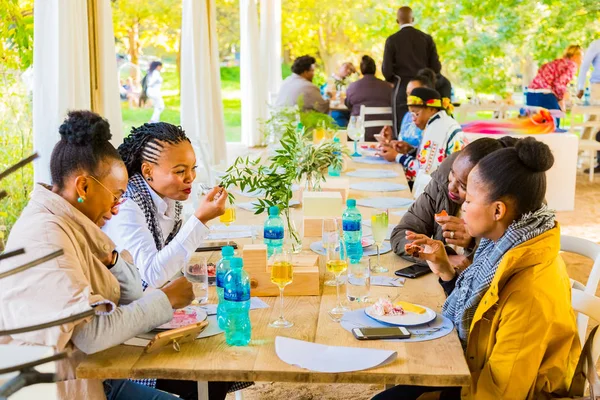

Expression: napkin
xmin=346 ymin=169 xmax=399 ymax=179
xmin=370 ymin=276 xmax=405 ymax=287
xmin=275 ymin=336 xmax=397 ymax=373
xmin=350 ymin=182 xmax=407 ymax=192
xmin=356 ymin=197 xmax=414 ymax=209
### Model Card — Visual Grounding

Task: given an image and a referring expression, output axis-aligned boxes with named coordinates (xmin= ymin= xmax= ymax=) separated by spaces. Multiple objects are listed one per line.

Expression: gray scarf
xmin=442 ymin=204 xmax=556 ymax=346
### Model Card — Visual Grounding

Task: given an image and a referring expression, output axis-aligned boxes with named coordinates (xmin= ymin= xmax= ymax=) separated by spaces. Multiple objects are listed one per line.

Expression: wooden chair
xmin=359 ymin=105 xmax=393 ymax=130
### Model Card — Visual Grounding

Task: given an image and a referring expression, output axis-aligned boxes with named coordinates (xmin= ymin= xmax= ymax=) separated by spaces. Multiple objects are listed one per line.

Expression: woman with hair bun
xmin=376 ymin=137 xmax=580 ymax=400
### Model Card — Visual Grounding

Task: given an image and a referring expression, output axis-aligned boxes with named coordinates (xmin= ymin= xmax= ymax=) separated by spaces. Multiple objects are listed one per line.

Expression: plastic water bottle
xmin=523 ymin=86 xmax=528 ymax=105
xmin=264 ymin=206 xmax=284 ymax=257
xmin=584 ymin=87 xmax=591 ymax=106
xmin=342 ymin=199 xmax=363 ymax=264
xmin=223 ymin=257 xmax=251 ymax=346
xmin=216 ymin=246 xmax=235 ymax=330
xmin=328 ymin=137 xmax=342 ymax=177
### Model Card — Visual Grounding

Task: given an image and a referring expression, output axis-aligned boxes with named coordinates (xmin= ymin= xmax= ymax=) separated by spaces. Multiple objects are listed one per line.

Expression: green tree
xmin=0 ymin=0 xmax=34 ymax=71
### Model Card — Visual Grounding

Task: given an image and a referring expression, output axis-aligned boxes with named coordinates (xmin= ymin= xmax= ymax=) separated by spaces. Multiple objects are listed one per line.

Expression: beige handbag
xmin=568 ymin=325 xmax=600 ymax=400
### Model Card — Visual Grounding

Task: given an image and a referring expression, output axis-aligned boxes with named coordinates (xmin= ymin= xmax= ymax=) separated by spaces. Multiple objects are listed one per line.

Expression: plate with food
xmin=364 ymin=298 xmax=436 ymax=326
xmin=207 ymin=262 xmax=216 ymax=285
xmin=155 ymin=306 xmax=208 ymax=330
xmin=361 ymin=237 xmax=375 ymax=248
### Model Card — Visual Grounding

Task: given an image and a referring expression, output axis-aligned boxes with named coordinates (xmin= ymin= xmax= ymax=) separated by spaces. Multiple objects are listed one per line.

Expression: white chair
xmin=359 ymin=105 xmax=393 ymax=130
xmin=569 ymin=105 xmax=600 ymax=182
xmin=571 ymin=288 xmax=600 ymax=395
xmin=562 ymin=235 xmax=600 ymax=345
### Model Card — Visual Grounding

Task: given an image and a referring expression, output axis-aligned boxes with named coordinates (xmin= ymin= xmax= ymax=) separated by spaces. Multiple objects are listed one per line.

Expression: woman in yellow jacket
xmin=374 ymin=137 xmax=580 ymax=400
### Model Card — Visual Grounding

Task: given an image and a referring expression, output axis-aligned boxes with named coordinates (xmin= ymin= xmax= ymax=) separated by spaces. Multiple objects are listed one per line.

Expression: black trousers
xmin=392 ymin=77 xmax=410 ymax=137
xmin=155 ymin=379 xmax=233 ymax=400
xmin=371 ymin=385 xmax=461 ymax=400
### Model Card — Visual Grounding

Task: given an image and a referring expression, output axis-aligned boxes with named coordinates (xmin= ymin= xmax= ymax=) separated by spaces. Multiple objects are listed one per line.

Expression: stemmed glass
xmin=219 ymin=198 xmax=236 ymax=226
xmin=322 ymin=218 xmax=340 ymax=287
xmin=370 ymin=209 xmax=389 ymax=273
xmin=269 ymin=247 xmax=294 ymax=328
xmin=347 ymin=116 xmax=365 ymax=157
xmin=327 ymin=238 xmax=350 ymax=322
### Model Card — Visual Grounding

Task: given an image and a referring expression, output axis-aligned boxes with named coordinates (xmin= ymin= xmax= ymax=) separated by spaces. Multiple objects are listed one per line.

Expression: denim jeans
xmin=104 ymin=379 xmax=179 ymax=400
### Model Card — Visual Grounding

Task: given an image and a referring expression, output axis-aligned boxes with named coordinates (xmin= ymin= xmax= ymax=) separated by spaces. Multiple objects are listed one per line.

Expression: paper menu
xmin=275 ymin=336 xmax=397 ymax=373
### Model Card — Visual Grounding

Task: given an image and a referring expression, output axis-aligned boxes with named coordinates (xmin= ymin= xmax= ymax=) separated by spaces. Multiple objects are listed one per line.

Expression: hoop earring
xmin=77 ymin=196 xmax=85 ymax=203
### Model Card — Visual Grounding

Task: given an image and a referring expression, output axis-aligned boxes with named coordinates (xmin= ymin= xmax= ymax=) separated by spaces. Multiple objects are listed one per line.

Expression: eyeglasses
xmin=88 ymin=175 xmax=127 ymax=208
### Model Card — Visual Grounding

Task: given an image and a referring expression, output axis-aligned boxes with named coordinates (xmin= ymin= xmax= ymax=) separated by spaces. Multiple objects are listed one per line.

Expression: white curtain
xmin=96 ymin=0 xmax=123 ymax=147
xmin=181 ymin=0 xmax=227 ymax=179
xmin=33 ymin=0 xmax=91 ymax=184
xmin=260 ymin=0 xmax=282 ymax=99
xmin=240 ymin=0 xmax=267 ymax=147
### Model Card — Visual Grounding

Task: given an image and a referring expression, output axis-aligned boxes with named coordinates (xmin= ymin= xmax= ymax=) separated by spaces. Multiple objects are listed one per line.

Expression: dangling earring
xmin=146 ymin=176 xmax=153 ymax=182
xmin=77 ymin=196 xmax=85 ymax=203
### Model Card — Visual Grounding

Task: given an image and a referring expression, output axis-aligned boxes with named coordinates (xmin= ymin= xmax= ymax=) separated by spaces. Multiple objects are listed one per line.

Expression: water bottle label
xmin=264 ymin=227 xmax=284 ymax=240
xmin=216 ymin=272 xmax=225 ymax=288
xmin=343 ymin=220 xmax=361 ymax=231
xmin=224 ymin=289 xmax=250 ymax=302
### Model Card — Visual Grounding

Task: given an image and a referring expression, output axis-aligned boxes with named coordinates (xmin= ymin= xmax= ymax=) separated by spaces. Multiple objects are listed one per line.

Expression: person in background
xmin=323 ymin=62 xmax=357 ymax=127
xmin=344 ymin=55 xmax=392 ymax=141
xmin=375 ymin=138 xmax=579 ymax=400
xmin=0 ymin=111 xmax=195 ymax=400
xmin=141 ymin=61 xmax=164 ymax=123
xmin=382 ymin=6 xmax=441 ymax=135
xmin=576 ymin=38 xmax=600 ymax=173
xmin=527 ymin=45 xmax=583 ymax=128
xmin=276 ymin=55 xmax=329 ymax=113
xmin=390 ymin=137 xmax=517 ymax=270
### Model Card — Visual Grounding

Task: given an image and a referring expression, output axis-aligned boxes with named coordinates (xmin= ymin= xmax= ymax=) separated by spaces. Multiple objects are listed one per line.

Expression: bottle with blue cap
xmin=328 ymin=137 xmax=342 ymax=177
xmin=264 ymin=206 xmax=284 ymax=257
xmin=216 ymin=246 xmax=235 ymax=330
xmin=584 ymin=87 xmax=591 ymax=106
xmin=223 ymin=257 xmax=251 ymax=346
xmin=342 ymin=198 xmax=363 ymax=263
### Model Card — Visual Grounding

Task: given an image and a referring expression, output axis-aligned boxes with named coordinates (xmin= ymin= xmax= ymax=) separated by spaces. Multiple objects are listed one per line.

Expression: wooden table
xmin=77 ymin=147 xmax=471 ymax=395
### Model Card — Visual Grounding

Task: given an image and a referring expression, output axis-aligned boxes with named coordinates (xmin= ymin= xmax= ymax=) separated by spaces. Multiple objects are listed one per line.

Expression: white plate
xmin=364 ymin=304 xmax=436 ymax=326
xmin=156 ymin=307 xmax=208 ymax=330
xmin=361 ymin=237 xmax=375 ymax=248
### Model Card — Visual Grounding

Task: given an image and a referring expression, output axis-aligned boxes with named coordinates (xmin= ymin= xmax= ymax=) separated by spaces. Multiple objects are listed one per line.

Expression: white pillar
xmin=33 ymin=0 xmax=91 ymax=184
xmin=96 ymin=0 xmax=124 ymax=147
xmin=260 ymin=0 xmax=282 ymax=99
xmin=240 ymin=0 xmax=267 ymax=147
xmin=181 ymin=0 xmax=227 ymax=180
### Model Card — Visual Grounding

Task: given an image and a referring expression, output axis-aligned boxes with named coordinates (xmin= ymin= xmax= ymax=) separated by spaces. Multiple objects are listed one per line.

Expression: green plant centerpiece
xmin=220 ymin=123 xmax=346 ymax=253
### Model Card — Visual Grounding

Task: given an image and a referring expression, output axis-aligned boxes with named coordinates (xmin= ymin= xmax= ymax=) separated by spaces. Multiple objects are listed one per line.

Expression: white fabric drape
xmin=181 ymin=0 xmax=227 ymax=181
xmin=33 ymin=0 xmax=91 ymax=184
xmin=96 ymin=0 xmax=123 ymax=147
xmin=260 ymin=0 xmax=282 ymax=99
xmin=240 ymin=0 xmax=267 ymax=147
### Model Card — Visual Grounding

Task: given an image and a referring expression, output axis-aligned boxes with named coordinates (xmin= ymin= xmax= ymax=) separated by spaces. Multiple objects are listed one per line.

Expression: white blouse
xmin=103 ymin=181 xmax=208 ymax=288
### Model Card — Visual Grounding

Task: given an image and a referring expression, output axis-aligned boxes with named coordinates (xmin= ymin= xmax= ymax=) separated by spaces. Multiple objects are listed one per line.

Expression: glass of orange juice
xmin=269 ymin=247 xmax=294 ymax=328
xmin=219 ymin=199 xmax=236 ymax=226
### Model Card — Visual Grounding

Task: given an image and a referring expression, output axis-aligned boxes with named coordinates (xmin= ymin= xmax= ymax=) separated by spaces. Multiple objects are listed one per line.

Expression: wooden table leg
xmin=197 ymin=381 xmax=209 ymax=400
xmin=590 ymin=150 xmax=595 ymax=183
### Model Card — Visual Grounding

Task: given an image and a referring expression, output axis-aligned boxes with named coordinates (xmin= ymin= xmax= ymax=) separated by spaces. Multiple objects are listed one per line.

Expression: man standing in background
xmin=382 ymin=6 xmax=441 ymax=135
xmin=577 ymin=38 xmax=600 ymax=173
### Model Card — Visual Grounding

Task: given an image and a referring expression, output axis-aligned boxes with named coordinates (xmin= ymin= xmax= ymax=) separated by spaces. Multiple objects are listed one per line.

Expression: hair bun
xmin=515 ymin=137 xmax=554 ymax=173
xmin=59 ymin=110 xmax=112 ymax=146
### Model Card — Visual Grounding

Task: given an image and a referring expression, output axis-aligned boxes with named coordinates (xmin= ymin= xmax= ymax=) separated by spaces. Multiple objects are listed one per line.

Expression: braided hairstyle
xmin=118 ymin=122 xmax=191 ymax=177
xmin=51 ymin=110 xmax=121 ymax=190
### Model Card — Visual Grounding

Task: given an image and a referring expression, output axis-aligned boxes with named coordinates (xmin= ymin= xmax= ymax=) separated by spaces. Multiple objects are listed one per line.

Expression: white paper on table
xmin=199 ymin=297 xmax=269 ymax=316
xmin=370 ymin=276 xmax=405 ymax=287
xmin=275 ymin=336 xmax=397 ymax=373
xmin=206 ymin=230 xmax=253 ymax=240
xmin=391 ymin=209 xmax=409 ymax=217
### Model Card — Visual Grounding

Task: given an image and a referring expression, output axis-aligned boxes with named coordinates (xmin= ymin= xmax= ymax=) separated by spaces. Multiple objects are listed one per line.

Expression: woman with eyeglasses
xmin=0 ymin=111 xmax=195 ymax=400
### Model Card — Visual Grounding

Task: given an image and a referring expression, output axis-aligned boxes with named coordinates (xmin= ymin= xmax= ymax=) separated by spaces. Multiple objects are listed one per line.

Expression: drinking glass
xmin=269 ymin=247 xmax=294 ymax=328
xmin=219 ymin=199 xmax=236 ymax=226
xmin=184 ymin=258 xmax=209 ymax=304
xmin=347 ymin=256 xmax=370 ymax=302
xmin=370 ymin=209 xmax=389 ymax=273
xmin=327 ymin=238 xmax=350 ymax=322
xmin=347 ymin=116 xmax=364 ymax=157
xmin=322 ymin=218 xmax=340 ymax=287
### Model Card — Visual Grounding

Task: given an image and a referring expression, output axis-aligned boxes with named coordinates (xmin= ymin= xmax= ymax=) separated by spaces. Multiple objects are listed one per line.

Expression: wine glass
xmin=269 ymin=247 xmax=294 ymax=328
xmin=370 ymin=209 xmax=389 ymax=273
xmin=327 ymin=238 xmax=350 ymax=322
xmin=322 ymin=218 xmax=340 ymax=287
xmin=347 ymin=116 xmax=364 ymax=157
xmin=219 ymin=198 xmax=236 ymax=226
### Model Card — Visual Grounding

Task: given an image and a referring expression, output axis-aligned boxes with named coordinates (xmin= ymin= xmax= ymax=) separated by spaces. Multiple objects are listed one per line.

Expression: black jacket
xmin=382 ymin=26 xmax=441 ymax=83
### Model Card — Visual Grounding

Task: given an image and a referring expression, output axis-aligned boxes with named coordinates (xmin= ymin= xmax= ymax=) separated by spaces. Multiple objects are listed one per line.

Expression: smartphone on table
xmin=195 ymin=241 xmax=238 ymax=252
xmin=395 ymin=263 xmax=431 ymax=279
xmin=352 ymin=326 xmax=411 ymax=340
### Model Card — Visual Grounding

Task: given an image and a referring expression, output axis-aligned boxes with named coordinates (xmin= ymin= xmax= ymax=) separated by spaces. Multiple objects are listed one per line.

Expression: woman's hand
xmin=393 ymin=140 xmax=412 ymax=155
xmin=406 ymin=231 xmax=455 ymax=281
xmin=435 ymin=215 xmax=473 ymax=249
xmin=448 ymin=255 xmax=471 ymax=273
xmin=378 ymin=126 xmax=394 ymax=143
xmin=160 ymin=277 xmax=195 ymax=309
xmin=376 ymin=143 xmax=398 ymax=162
xmin=195 ymin=186 xmax=228 ymax=225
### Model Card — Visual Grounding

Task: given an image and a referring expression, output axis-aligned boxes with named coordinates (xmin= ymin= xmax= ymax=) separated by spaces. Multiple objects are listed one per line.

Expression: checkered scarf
xmin=442 ymin=204 xmax=555 ymax=347
xmin=123 ymin=173 xmax=183 ymax=290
